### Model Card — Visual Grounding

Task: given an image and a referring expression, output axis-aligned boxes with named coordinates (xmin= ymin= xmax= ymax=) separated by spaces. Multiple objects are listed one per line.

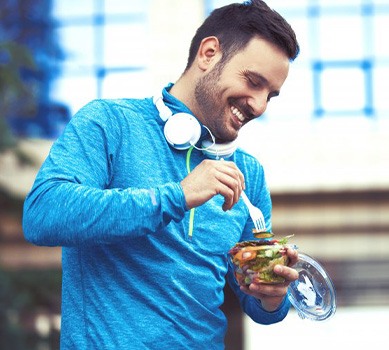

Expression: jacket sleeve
xmin=226 ymin=267 xmax=291 ymax=324
xmin=22 ymin=100 xmax=187 ymax=247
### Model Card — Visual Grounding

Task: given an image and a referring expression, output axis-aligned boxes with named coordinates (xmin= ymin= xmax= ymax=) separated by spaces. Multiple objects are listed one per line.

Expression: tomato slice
xmin=233 ymin=248 xmax=257 ymax=262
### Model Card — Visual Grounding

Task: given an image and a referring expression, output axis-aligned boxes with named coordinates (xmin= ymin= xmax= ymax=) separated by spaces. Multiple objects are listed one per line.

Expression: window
xmin=267 ymin=0 xmax=388 ymax=120
xmin=4 ymin=0 xmax=389 ymax=138
xmin=51 ymin=0 xmax=151 ymax=115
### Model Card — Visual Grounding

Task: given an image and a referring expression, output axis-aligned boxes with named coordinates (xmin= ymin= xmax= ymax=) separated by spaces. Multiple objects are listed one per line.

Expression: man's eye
xmin=248 ymin=78 xmax=260 ymax=88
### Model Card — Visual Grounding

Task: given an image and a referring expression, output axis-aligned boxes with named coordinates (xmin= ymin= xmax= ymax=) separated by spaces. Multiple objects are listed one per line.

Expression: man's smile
xmin=230 ymin=105 xmax=245 ymax=123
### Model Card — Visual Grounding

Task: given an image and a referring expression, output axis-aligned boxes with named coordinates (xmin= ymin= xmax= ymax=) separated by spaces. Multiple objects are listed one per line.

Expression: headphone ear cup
xmin=164 ymin=113 xmax=202 ymax=150
xmin=201 ymin=139 xmax=237 ymax=159
xmin=154 ymin=92 xmax=237 ymax=157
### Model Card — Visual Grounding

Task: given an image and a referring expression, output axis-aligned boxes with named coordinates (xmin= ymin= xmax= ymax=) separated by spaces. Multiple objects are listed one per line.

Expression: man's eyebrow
xmin=246 ymin=70 xmax=280 ymax=95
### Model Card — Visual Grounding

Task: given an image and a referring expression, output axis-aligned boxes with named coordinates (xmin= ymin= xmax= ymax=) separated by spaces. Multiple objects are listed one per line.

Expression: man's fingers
xmin=274 ymin=265 xmax=299 ymax=282
xmin=215 ymin=161 xmax=245 ymax=209
xmin=180 ymin=159 xmax=245 ymax=210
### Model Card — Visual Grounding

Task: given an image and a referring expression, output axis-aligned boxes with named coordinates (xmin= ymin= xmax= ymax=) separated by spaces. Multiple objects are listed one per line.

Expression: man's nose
xmin=247 ymin=93 xmax=268 ymax=117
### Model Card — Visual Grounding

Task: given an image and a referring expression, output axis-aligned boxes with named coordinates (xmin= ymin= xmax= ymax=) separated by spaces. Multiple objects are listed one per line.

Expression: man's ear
xmin=197 ymin=36 xmax=222 ymax=71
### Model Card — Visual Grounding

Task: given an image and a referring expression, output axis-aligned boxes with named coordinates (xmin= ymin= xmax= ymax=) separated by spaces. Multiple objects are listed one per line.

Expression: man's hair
xmin=184 ymin=0 xmax=299 ymax=71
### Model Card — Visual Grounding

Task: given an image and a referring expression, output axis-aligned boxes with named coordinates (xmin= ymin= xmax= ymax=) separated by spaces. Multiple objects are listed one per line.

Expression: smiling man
xmin=23 ymin=1 xmax=300 ymax=349
xmin=172 ymin=36 xmax=290 ymax=143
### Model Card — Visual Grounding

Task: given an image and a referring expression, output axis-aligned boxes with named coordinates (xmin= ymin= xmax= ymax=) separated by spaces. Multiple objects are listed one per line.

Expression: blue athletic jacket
xmin=23 ymin=86 xmax=290 ymax=349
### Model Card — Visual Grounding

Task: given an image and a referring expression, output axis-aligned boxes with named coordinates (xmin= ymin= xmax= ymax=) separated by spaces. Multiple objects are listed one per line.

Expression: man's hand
xmin=239 ymin=247 xmax=299 ymax=312
xmin=180 ymin=159 xmax=245 ymax=211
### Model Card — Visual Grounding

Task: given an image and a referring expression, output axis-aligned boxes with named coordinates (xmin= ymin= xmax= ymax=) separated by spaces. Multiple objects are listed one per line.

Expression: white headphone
xmin=153 ymin=93 xmax=237 ymax=159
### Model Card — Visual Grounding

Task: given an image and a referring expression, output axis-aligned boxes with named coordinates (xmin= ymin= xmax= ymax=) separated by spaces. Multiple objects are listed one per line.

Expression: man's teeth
xmin=231 ymin=106 xmax=245 ymax=122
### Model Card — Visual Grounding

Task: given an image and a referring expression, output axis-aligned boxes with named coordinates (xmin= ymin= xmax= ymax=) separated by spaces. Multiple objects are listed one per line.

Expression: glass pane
xmin=103 ymin=24 xmax=150 ymax=67
xmin=374 ymin=15 xmax=389 ymax=58
xmin=288 ymin=17 xmax=311 ymax=62
xmin=374 ymin=67 xmax=389 ymax=112
xmin=101 ymin=71 xmax=152 ymax=99
xmin=55 ymin=25 xmax=96 ymax=72
xmin=321 ymin=68 xmax=365 ymax=112
xmin=270 ymin=67 xmax=314 ymax=119
xmin=209 ymin=0 xmax=240 ymax=8
xmin=51 ymin=76 xmax=98 ymax=116
xmin=317 ymin=16 xmax=365 ymax=60
xmin=318 ymin=0 xmax=363 ymax=6
xmin=104 ymin=0 xmax=150 ymax=14
xmin=269 ymin=0 xmax=309 ymax=10
xmin=52 ymin=0 xmax=95 ymax=19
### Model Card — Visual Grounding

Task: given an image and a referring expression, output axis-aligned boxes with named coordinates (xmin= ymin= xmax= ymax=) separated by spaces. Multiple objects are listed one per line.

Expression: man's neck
xmin=169 ymin=74 xmax=202 ymax=123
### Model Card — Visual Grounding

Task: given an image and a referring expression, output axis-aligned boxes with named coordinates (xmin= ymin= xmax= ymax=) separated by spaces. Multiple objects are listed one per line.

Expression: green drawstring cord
xmin=186 ymin=146 xmax=195 ymax=239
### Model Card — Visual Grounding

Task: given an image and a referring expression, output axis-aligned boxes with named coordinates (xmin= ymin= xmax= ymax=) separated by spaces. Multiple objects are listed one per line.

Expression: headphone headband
xmin=201 ymin=139 xmax=237 ymax=159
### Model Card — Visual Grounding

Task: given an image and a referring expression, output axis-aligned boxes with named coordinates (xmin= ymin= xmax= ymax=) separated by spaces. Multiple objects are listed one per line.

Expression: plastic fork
xmin=241 ymin=191 xmax=267 ymax=232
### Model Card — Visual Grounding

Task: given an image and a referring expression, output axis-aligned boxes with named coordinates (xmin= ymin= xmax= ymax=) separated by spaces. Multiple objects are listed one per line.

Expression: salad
xmin=228 ymin=231 xmax=294 ymax=285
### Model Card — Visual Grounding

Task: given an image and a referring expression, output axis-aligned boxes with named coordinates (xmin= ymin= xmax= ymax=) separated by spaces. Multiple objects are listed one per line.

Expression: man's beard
xmin=194 ymin=64 xmax=236 ymax=142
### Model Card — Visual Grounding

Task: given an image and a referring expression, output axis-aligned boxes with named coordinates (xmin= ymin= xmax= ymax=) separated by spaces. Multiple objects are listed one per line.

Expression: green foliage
xmin=0 ymin=268 xmax=62 ymax=350
xmin=0 ymin=41 xmax=38 ymax=152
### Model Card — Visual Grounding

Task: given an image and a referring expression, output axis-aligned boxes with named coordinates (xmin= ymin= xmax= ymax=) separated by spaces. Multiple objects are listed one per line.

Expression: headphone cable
xmin=186 ymin=146 xmax=195 ymax=240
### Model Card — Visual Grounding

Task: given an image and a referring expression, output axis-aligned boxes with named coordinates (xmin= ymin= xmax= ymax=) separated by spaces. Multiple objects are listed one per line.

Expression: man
xmin=23 ymin=1 xmax=300 ymax=348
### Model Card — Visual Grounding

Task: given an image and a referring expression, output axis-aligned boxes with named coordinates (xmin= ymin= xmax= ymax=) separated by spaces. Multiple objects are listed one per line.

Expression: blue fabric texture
xmin=23 ymin=85 xmax=290 ymax=349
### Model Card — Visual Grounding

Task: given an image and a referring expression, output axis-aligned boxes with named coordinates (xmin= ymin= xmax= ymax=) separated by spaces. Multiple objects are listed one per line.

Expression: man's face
xmin=194 ymin=37 xmax=290 ymax=142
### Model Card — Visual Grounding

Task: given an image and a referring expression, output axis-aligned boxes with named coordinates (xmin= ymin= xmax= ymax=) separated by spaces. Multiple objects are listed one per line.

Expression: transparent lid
xmin=287 ymin=253 xmax=337 ymax=321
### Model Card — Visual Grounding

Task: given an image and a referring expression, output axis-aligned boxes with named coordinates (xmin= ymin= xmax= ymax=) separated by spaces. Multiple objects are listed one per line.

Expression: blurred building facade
xmin=1 ymin=0 xmax=388 ymax=349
